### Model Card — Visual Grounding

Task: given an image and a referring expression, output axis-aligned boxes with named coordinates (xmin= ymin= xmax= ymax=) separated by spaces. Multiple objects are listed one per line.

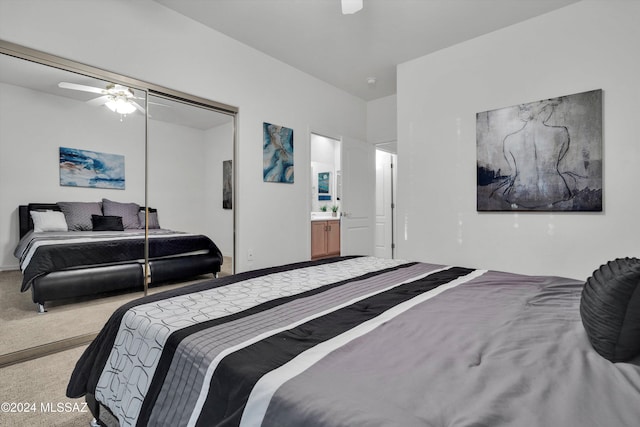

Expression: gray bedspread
xmin=67 ymin=256 xmax=640 ymax=427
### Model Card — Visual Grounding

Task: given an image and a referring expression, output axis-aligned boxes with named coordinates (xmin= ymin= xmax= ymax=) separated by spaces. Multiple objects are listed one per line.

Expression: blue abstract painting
xmin=318 ymin=172 xmax=331 ymax=201
xmin=263 ymin=122 xmax=294 ymax=183
xmin=59 ymin=147 xmax=125 ymax=190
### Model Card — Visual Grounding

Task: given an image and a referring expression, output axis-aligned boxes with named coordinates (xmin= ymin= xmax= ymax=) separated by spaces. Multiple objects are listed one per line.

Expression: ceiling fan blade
xmin=149 ymin=101 xmax=170 ymax=108
xmin=86 ymin=95 xmax=110 ymax=106
xmin=131 ymin=101 xmax=146 ymax=113
xmin=58 ymin=82 xmax=105 ymax=95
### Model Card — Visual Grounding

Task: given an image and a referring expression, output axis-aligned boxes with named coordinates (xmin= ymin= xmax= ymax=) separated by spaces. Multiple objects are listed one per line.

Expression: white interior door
xmin=341 ymin=136 xmax=375 ymax=256
xmin=375 ymin=150 xmax=393 ymax=258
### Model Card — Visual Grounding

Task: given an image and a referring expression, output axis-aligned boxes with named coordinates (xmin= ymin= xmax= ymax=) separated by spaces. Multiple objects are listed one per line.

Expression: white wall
xmin=0 ymin=82 xmax=145 ymax=268
xmin=149 ymin=119 xmax=235 ymax=258
xmin=397 ymin=0 xmax=640 ymax=280
xmin=367 ymin=94 xmax=397 ymax=145
xmin=147 ymin=119 xmax=207 ymax=232
xmin=0 ymin=0 xmax=366 ymax=272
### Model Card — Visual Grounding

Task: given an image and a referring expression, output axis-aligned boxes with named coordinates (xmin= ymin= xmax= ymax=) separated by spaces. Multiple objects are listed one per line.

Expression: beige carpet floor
xmin=1 ymin=257 xmax=232 ymax=356
xmin=0 ymin=345 xmax=92 ymax=426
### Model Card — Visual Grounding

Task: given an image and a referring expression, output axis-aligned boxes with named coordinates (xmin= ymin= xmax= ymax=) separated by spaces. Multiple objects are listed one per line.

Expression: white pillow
xmin=30 ymin=210 xmax=68 ymax=232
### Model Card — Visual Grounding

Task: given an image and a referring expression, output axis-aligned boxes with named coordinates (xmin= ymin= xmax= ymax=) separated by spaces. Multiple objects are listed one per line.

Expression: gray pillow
xmin=138 ymin=211 xmax=160 ymax=229
xmin=102 ymin=198 xmax=140 ymax=229
xmin=57 ymin=201 xmax=103 ymax=231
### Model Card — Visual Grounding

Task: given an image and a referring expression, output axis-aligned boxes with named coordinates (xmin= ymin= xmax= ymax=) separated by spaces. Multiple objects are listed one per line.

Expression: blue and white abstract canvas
xmin=263 ymin=122 xmax=294 ymax=183
xmin=59 ymin=147 xmax=125 ymax=189
xmin=318 ymin=172 xmax=331 ymax=201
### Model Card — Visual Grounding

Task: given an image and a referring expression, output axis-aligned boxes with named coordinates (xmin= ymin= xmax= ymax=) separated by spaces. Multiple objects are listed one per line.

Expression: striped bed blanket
xmin=67 ymin=256 xmax=640 ymax=427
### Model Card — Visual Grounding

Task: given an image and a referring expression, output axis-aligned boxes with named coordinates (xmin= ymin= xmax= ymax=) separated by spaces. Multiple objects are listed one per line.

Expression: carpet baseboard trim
xmin=0 ymin=332 xmax=97 ymax=369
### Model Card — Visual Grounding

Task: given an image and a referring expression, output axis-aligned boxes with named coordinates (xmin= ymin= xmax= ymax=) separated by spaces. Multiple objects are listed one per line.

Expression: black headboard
xmin=19 ymin=203 xmax=61 ymax=239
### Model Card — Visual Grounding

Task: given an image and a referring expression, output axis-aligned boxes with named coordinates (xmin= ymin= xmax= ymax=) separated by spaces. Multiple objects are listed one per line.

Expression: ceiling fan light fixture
xmin=106 ymin=97 xmax=136 ymax=115
xmin=341 ymin=0 xmax=363 ymax=15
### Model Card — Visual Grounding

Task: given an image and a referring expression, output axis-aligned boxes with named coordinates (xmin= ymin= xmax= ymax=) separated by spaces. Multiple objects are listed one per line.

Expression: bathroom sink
xmin=311 ymin=212 xmax=336 ymax=220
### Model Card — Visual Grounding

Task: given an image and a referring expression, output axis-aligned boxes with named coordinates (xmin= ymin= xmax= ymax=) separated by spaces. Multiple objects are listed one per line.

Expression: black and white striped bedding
xmin=67 ymin=256 xmax=640 ymax=427
xmin=14 ymin=229 xmax=221 ymax=291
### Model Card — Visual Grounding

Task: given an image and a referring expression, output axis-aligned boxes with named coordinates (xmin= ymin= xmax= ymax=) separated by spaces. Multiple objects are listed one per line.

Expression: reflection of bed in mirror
xmin=15 ymin=202 xmax=223 ymax=313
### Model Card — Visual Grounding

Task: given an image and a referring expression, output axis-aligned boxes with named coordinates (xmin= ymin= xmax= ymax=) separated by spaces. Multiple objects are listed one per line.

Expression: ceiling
xmin=155 ymin=0 xmax=580 ymax=101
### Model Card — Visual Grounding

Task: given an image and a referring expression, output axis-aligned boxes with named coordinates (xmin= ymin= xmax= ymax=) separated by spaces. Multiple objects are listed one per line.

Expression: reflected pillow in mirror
xmin=91 ymin=215 xmax=124 ymax=231
xmin=102 ymin=199 xmax=140 ymax=229
xmin=138 ymin=211 xmax=160 ymax=229
xmin=57 ymin=201 xmax=103 ymax=231
xmin=30 ymin=210 xmax=68 ymax=232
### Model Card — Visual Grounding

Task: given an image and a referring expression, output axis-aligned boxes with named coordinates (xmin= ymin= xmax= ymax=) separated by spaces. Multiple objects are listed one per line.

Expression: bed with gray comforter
xmin=67 ymin=256 xmax=640 ymax=426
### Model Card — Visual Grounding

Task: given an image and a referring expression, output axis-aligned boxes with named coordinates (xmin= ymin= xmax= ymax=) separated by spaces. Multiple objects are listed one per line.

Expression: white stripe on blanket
xmin=238 ymin=269 xmax=487 ymax=427
xmin=186 ymin=265 xmax=452 ymax=427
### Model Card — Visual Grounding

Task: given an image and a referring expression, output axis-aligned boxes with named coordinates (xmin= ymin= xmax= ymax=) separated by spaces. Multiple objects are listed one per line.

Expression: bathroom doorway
xmin=309 ymin=131 xmax=376 ymax=260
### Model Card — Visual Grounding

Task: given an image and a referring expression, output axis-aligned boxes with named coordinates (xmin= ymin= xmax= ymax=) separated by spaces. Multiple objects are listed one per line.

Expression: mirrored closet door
xmin=0 ymin=41 xmax=237 ymax=365
xmin=147 ymin=93 xmax=235 ymax=278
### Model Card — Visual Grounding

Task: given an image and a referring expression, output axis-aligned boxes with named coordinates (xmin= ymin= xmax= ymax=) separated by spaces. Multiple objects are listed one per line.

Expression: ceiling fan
xmin=58 ymin=81 xmax=145 ymax=115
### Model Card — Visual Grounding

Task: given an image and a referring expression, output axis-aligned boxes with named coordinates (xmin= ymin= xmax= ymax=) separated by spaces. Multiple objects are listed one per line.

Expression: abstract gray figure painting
xmin=477 ymin=89 xmax=602 ymax=211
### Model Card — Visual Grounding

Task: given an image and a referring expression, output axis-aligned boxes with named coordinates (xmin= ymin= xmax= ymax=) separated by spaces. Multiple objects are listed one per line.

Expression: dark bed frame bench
xmin=18 ymin=204 xmax=222 ymax=313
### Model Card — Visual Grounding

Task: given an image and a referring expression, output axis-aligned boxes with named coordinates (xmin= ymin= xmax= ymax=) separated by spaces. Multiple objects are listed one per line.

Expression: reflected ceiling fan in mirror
xmin=341 ymin=0 xmax=363 ymax=14
xmin=58 ymin=81 xmax=145 ymax=118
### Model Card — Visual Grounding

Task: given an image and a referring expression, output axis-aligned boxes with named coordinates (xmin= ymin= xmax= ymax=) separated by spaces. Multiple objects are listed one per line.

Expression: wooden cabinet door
xmin=326 ymin=220 xmax=341 ymax=257
xmin=311 ymin=221 xmax=328 ymax=260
